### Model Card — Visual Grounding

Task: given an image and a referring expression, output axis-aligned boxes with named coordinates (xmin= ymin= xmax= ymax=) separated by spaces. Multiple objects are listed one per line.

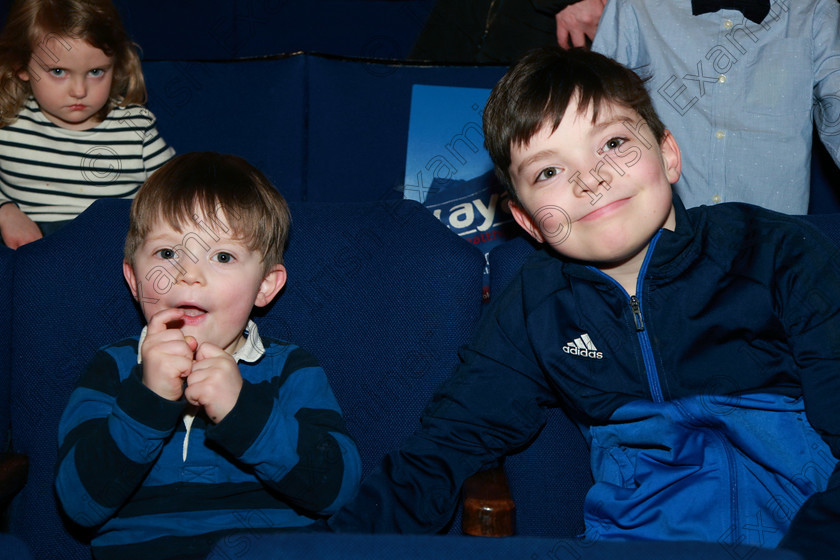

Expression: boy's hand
xmin=185 ymin=342 xmax=243 ymax=424
xmin=141 ymin=308 xmax=198 ymax=401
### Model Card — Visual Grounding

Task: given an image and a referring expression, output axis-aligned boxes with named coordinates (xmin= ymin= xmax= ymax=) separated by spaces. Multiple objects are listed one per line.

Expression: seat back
xmin=300 ymin=56 xmax=506 ymax=203
xmin=143 ymin=57 xmax=308 ymax=202
xmin=0 ymin=246 xmax=13 ymax=453
xmin=9 ymin=200 xmax=140 ymax=559
xmin=8 ymin=198 xmax=485 ymax=558
xmin=254 ymin=201 xmax=486 ymax=484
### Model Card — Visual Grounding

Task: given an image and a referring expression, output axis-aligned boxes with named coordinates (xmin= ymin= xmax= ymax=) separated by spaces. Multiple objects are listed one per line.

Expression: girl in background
xmin=0 ymin=0 xmax=174 ymax=248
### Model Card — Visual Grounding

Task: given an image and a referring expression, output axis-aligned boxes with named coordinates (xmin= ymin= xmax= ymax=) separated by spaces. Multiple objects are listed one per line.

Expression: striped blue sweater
xmin=56 ymin=327 xmax=361 ymax=559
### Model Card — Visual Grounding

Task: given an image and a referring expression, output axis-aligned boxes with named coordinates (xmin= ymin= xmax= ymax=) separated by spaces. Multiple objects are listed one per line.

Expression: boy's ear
xmin=660 ymin=130 xmax=682 ymax=185
xmin=254 ymin=264 xmax=287 ymax=308
xmin=17 ymin=68 xmax=30 ymax=82
xmin=123 ymin=261 xmax=139 ymax=300
xmin=509 ymin=200 xmax=546 ymax=244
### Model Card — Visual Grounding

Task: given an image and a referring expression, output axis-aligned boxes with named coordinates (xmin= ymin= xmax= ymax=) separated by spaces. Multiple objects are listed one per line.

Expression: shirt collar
xmin=137 ymin=319 xmax=265 ymax=364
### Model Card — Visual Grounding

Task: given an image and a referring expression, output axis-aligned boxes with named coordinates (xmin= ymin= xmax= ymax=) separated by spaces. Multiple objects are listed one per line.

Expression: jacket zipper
xmin=589 ymin=231 xmax=665 ymax=403
xmin=632 ymin=293 xmax=664 ymax=403
xmin=633 ymin=257 xmax=738 ymax=539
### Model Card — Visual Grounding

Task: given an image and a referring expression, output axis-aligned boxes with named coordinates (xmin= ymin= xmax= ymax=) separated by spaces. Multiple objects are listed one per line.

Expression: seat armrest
xmin=0 ymin=453 xmax=29 ymax=511
xmin=462 ymin=465 xmax=515 ymax=537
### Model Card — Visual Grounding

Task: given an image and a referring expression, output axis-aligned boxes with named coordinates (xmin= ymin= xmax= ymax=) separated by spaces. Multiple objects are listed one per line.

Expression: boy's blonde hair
xmin=124 ymin=152 xmax=291 ymax=273
xmin=0 ymin=0 xmax=146 ymax=127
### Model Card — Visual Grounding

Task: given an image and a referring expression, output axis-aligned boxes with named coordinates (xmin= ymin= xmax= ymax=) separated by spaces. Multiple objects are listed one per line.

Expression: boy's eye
xmin=600 ymin=137 xmax=627 ymax=153
xmin=536 ymin=166 xmax=560 ymax=182
xmin=155 ymin=248 xmax=177 ymax=260
xmin=48 ymin=68 xmax=65 ymax=77
xmin=89 ymin=68 xmax=104 ymax=77
xmin=213 ymin=252 xmax=234 ymax=264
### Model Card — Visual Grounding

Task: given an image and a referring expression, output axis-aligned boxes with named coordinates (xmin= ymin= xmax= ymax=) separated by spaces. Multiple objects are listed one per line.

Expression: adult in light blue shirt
xmin=592 ymin=0 xmax=840 ymax=214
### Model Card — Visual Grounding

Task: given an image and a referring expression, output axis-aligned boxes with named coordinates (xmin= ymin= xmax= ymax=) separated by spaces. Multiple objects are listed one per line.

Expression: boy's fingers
xmin=147 ymin=307 xmax=187 ymax=334
xmin=184 ymin=335 xmax=198 ymax=353
xmin=195 ymin=342 xmax=225 ymax=362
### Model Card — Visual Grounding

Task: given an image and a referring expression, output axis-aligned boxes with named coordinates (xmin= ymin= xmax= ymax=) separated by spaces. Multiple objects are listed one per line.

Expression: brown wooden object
xmin=0 ymin=452 xmax=28 ymax=512
xmin=461 ymin=464 xmax=515 ymax=537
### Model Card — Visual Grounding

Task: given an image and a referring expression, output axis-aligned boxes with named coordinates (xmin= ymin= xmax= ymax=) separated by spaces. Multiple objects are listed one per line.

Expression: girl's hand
xmin=141 ymin=307 xmax=198 ymax=401
xmin=185 ymin=342 xmax=243 ymax=424
xmin=0 ymin=203 xmax=43 ymax=249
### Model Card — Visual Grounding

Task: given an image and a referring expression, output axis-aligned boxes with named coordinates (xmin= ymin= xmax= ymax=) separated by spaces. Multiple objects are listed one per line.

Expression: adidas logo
xmin=563 ymin=333 xmax=604 ymax=359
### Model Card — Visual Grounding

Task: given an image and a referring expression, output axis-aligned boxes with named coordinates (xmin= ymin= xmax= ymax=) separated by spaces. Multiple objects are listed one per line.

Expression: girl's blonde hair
xmin=0 ymin=0 xmax=146 ymax=127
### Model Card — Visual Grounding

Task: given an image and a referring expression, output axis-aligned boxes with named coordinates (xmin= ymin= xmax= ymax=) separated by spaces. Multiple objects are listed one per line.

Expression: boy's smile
xmin=122 ymin=211 xmax=286 ymax=355
xmin=508 ymin=97 xmax=681 ymax=292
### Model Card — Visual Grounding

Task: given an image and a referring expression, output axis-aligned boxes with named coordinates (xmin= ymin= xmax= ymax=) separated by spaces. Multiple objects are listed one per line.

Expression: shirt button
xmin=724 ymin=19 xmax=734 ymax=29
xmin=715 ymin=130 xmax=726 ymax=139
xmin=712 ymin=195 xmax=722 ymax=204
xmin=718 ymin=75 xmax=726 ymax=83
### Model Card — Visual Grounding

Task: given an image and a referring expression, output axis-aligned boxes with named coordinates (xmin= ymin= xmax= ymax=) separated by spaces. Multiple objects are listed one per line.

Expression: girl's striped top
xmin=0 ymin=97 xmax=174 ymax=222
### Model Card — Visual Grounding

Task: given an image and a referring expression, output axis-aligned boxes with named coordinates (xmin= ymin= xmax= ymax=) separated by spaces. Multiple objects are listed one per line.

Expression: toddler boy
xmin=56 ymin=152 xmax=361 ymax=560
xmin=326 ymin=48 xmax=840 ymax=560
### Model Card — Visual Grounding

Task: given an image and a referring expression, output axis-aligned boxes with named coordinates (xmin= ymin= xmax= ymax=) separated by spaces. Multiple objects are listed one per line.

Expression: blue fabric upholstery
xmin=206 ymin=532 xmax=803 ymax=560
xmin=6 ymin=198 xmax=485 ymax=558
xmin=305 ymin=56 xmax=506 ymax=203
xmin=0 ymin=533 xmax=34 ymax=560
xmin=143 ymin=57 xmax=308 ymax=202
xmin=0 ymin=246 xmax=13 ymax=452
xmin=142 ymin=54 xmax=506 ymax=204
xmin=253 ymin=201 xmax=485 ymax=483
xmin=9 ymin=201 xmax=139 ymax=560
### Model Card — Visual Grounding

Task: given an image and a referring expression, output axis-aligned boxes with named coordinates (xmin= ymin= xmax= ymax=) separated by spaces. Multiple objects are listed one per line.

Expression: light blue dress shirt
xmin=593 ymin=0 xmax=840 ymax=214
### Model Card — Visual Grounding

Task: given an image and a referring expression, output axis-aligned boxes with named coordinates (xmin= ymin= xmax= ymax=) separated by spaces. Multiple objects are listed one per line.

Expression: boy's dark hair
xmin=483 ymin=46 xmax=666 ymax=203
xmin=124 ymin=152 xmax=290 ymax=272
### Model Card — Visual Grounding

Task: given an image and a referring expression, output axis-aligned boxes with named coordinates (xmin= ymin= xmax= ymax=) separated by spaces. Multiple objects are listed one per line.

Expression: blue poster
xmin=403 ymin=84 xmax=519 ymax=300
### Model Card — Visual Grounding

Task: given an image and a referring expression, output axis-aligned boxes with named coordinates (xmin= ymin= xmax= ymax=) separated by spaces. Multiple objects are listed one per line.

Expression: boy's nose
xmin=175 ymin=259 xmax=205 ymax=285
xmin=571 ymin=153 xmax=621 ymax=203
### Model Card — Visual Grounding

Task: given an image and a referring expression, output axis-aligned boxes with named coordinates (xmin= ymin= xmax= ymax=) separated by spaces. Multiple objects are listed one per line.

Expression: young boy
xmin=325 ymin=48 xmax=840 ymax=559
xmin=55 ymin=152 xmax=362 ymax=560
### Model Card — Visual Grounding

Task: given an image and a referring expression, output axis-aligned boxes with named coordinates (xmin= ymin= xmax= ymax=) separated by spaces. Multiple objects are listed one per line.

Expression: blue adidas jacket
xmin=328 ymin=199 xmax=840 ymax=559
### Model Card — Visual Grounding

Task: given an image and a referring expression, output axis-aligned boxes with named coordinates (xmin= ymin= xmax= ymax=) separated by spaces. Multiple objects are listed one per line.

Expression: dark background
xmin=0 ymin=0 xmax=438 ymax=61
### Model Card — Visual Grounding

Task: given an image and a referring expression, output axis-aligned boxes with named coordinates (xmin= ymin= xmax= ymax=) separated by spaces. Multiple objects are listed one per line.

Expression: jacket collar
xmin=645 ymin=194 xmax=700 ymax=278
xmin=553 ymin=194 xmax=700 ymax=288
